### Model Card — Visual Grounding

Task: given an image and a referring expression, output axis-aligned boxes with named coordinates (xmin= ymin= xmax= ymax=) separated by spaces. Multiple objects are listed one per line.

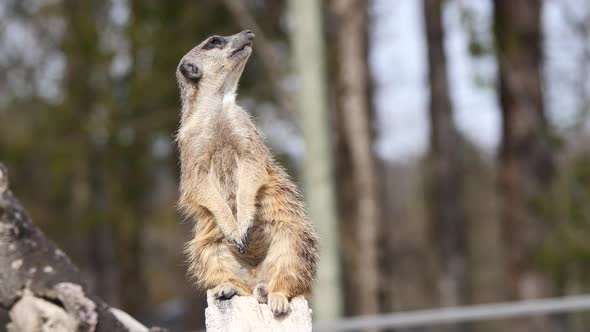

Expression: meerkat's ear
xmin=180 ymin=62 xmax=202 ymax=82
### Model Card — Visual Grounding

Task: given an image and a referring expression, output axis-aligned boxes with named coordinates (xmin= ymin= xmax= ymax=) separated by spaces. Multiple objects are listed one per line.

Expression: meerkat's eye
xmin=204 ymin=36 xmax=226 ymax=49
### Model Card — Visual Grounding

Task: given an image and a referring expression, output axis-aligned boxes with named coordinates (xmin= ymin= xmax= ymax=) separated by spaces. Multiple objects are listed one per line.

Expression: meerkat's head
xmin=176 ymin=30 xmax=255 ymax=107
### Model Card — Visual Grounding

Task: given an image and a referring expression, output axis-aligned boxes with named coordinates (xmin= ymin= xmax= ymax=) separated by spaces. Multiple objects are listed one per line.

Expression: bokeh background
xmin=1 ymin=0 xmax=590 ymax=331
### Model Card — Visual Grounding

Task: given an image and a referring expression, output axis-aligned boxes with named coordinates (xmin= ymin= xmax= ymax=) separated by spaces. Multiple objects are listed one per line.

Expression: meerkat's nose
xmin=242 ymin=30 xmax=255 ymax=40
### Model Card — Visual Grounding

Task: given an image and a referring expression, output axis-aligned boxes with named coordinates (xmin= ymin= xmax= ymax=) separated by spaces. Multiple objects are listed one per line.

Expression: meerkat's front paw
xmin=228 ymin=226 xmax=250 ymax=254
xmin=267 ymin=292 xmax=289 ymax=316
xmin=253 ymin=283 xmax=269 ymax=303
xmin=212 ymin=282 xmax=241 ymax=300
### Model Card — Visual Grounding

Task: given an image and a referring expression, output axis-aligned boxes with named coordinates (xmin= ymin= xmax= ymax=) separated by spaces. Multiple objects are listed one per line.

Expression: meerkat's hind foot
xmin=253 ymin=283 xmax=269 ymax=303
xmin=211 ymin=282 xmax=243 ymax=300
xmin=268 ymin=292 xmax=289 ymax=316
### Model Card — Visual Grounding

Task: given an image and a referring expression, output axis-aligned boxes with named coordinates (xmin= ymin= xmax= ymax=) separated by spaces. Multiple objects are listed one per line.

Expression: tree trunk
xmin=331 ymin=0 xmax=380 ymax=316
xmin=61 ymin=0 xmax=118 ymax=308
xmin=494 ymin=0 xmax=556 ymax=330
xmin=494 ymin=0 xmax=554 ymax=300
xmin=423 ymin=0 xmax=467 ymax=308
xmin=289 ymin=0 xmax=344 ymax=320
xmin=463 ymin=151 xmax=510 ymax=332
xmin=383 ymin=164 xmax=439 ymax=315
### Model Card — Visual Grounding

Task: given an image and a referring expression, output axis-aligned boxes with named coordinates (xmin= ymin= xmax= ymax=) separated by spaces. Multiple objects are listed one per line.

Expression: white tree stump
xmin=205 ymin=291 xmax=312 ymax=332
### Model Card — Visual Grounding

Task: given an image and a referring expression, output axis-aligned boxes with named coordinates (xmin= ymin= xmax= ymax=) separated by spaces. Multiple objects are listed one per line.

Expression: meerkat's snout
xmin=229 ymin=30 xmax=255 ymax=58
xmin=240 ymin=30 xmax=255 ymax=41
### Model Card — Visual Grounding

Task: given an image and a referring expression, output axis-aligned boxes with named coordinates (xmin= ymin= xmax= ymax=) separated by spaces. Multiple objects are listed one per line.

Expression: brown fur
xmin=175 ymin=31 xmax=318 ymax=315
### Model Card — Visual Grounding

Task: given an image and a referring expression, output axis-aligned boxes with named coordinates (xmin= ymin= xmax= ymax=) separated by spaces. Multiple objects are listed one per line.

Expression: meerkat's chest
xmin=186 ymin=115 xmax=243 ymax=158
xmin=193 ymin=119 xmax=246 ymax=199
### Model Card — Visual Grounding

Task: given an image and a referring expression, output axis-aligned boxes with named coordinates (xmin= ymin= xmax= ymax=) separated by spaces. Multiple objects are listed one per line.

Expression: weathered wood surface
xmin=205 ymin=291 xmax=312 ymax=332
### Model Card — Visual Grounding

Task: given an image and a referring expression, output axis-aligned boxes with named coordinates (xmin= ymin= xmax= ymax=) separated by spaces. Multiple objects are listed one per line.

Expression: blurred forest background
xmin=1 ymin=0 xmax=590 ymax=331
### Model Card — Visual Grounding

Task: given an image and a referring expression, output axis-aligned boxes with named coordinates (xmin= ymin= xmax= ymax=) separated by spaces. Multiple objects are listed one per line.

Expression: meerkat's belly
xmin=208 ymin=144 xmax=239 ymax=214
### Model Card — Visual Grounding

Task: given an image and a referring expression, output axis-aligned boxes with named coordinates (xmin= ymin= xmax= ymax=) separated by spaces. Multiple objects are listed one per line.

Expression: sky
xmin=1 ymin=0 xmax=587 ymax=163
xmin=370 ymin=0 xmax=588 ymax=162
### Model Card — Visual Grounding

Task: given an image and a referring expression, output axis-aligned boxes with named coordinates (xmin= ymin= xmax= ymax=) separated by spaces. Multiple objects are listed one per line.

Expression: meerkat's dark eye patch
xmin=180 ymin=62 xmax=202 ymax=82
xmin=203 ymin=36 xmax=226 ymax=50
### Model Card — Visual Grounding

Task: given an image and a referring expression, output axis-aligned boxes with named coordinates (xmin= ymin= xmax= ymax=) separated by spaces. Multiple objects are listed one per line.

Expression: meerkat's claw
xmin=212 ymin=282 xmax=240 ymax=299
xmin=231 ymin=230 xmax=249 ymax=254
xmin=233 ymin=240 xmax=247 ymax=254
xmin=236 ymin=243 xmax=246 ymax=254
xmin=242 ymin=231 xmax=249 ymax=244
xmin=268 ymin=292 xmax=289 ymax=316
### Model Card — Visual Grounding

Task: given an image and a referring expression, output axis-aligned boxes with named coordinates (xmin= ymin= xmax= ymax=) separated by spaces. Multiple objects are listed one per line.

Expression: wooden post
xmin=205 ymin=292 xmax=312 ymax=332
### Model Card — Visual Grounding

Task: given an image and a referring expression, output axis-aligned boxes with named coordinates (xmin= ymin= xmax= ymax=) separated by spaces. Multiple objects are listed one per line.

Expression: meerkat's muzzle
xmin=230 ymin=30 xmax=255 ymax=58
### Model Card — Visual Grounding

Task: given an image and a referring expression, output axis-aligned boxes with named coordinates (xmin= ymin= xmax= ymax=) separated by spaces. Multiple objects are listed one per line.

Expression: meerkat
xmin=175 ymin=30 xmax=319 ymax=316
